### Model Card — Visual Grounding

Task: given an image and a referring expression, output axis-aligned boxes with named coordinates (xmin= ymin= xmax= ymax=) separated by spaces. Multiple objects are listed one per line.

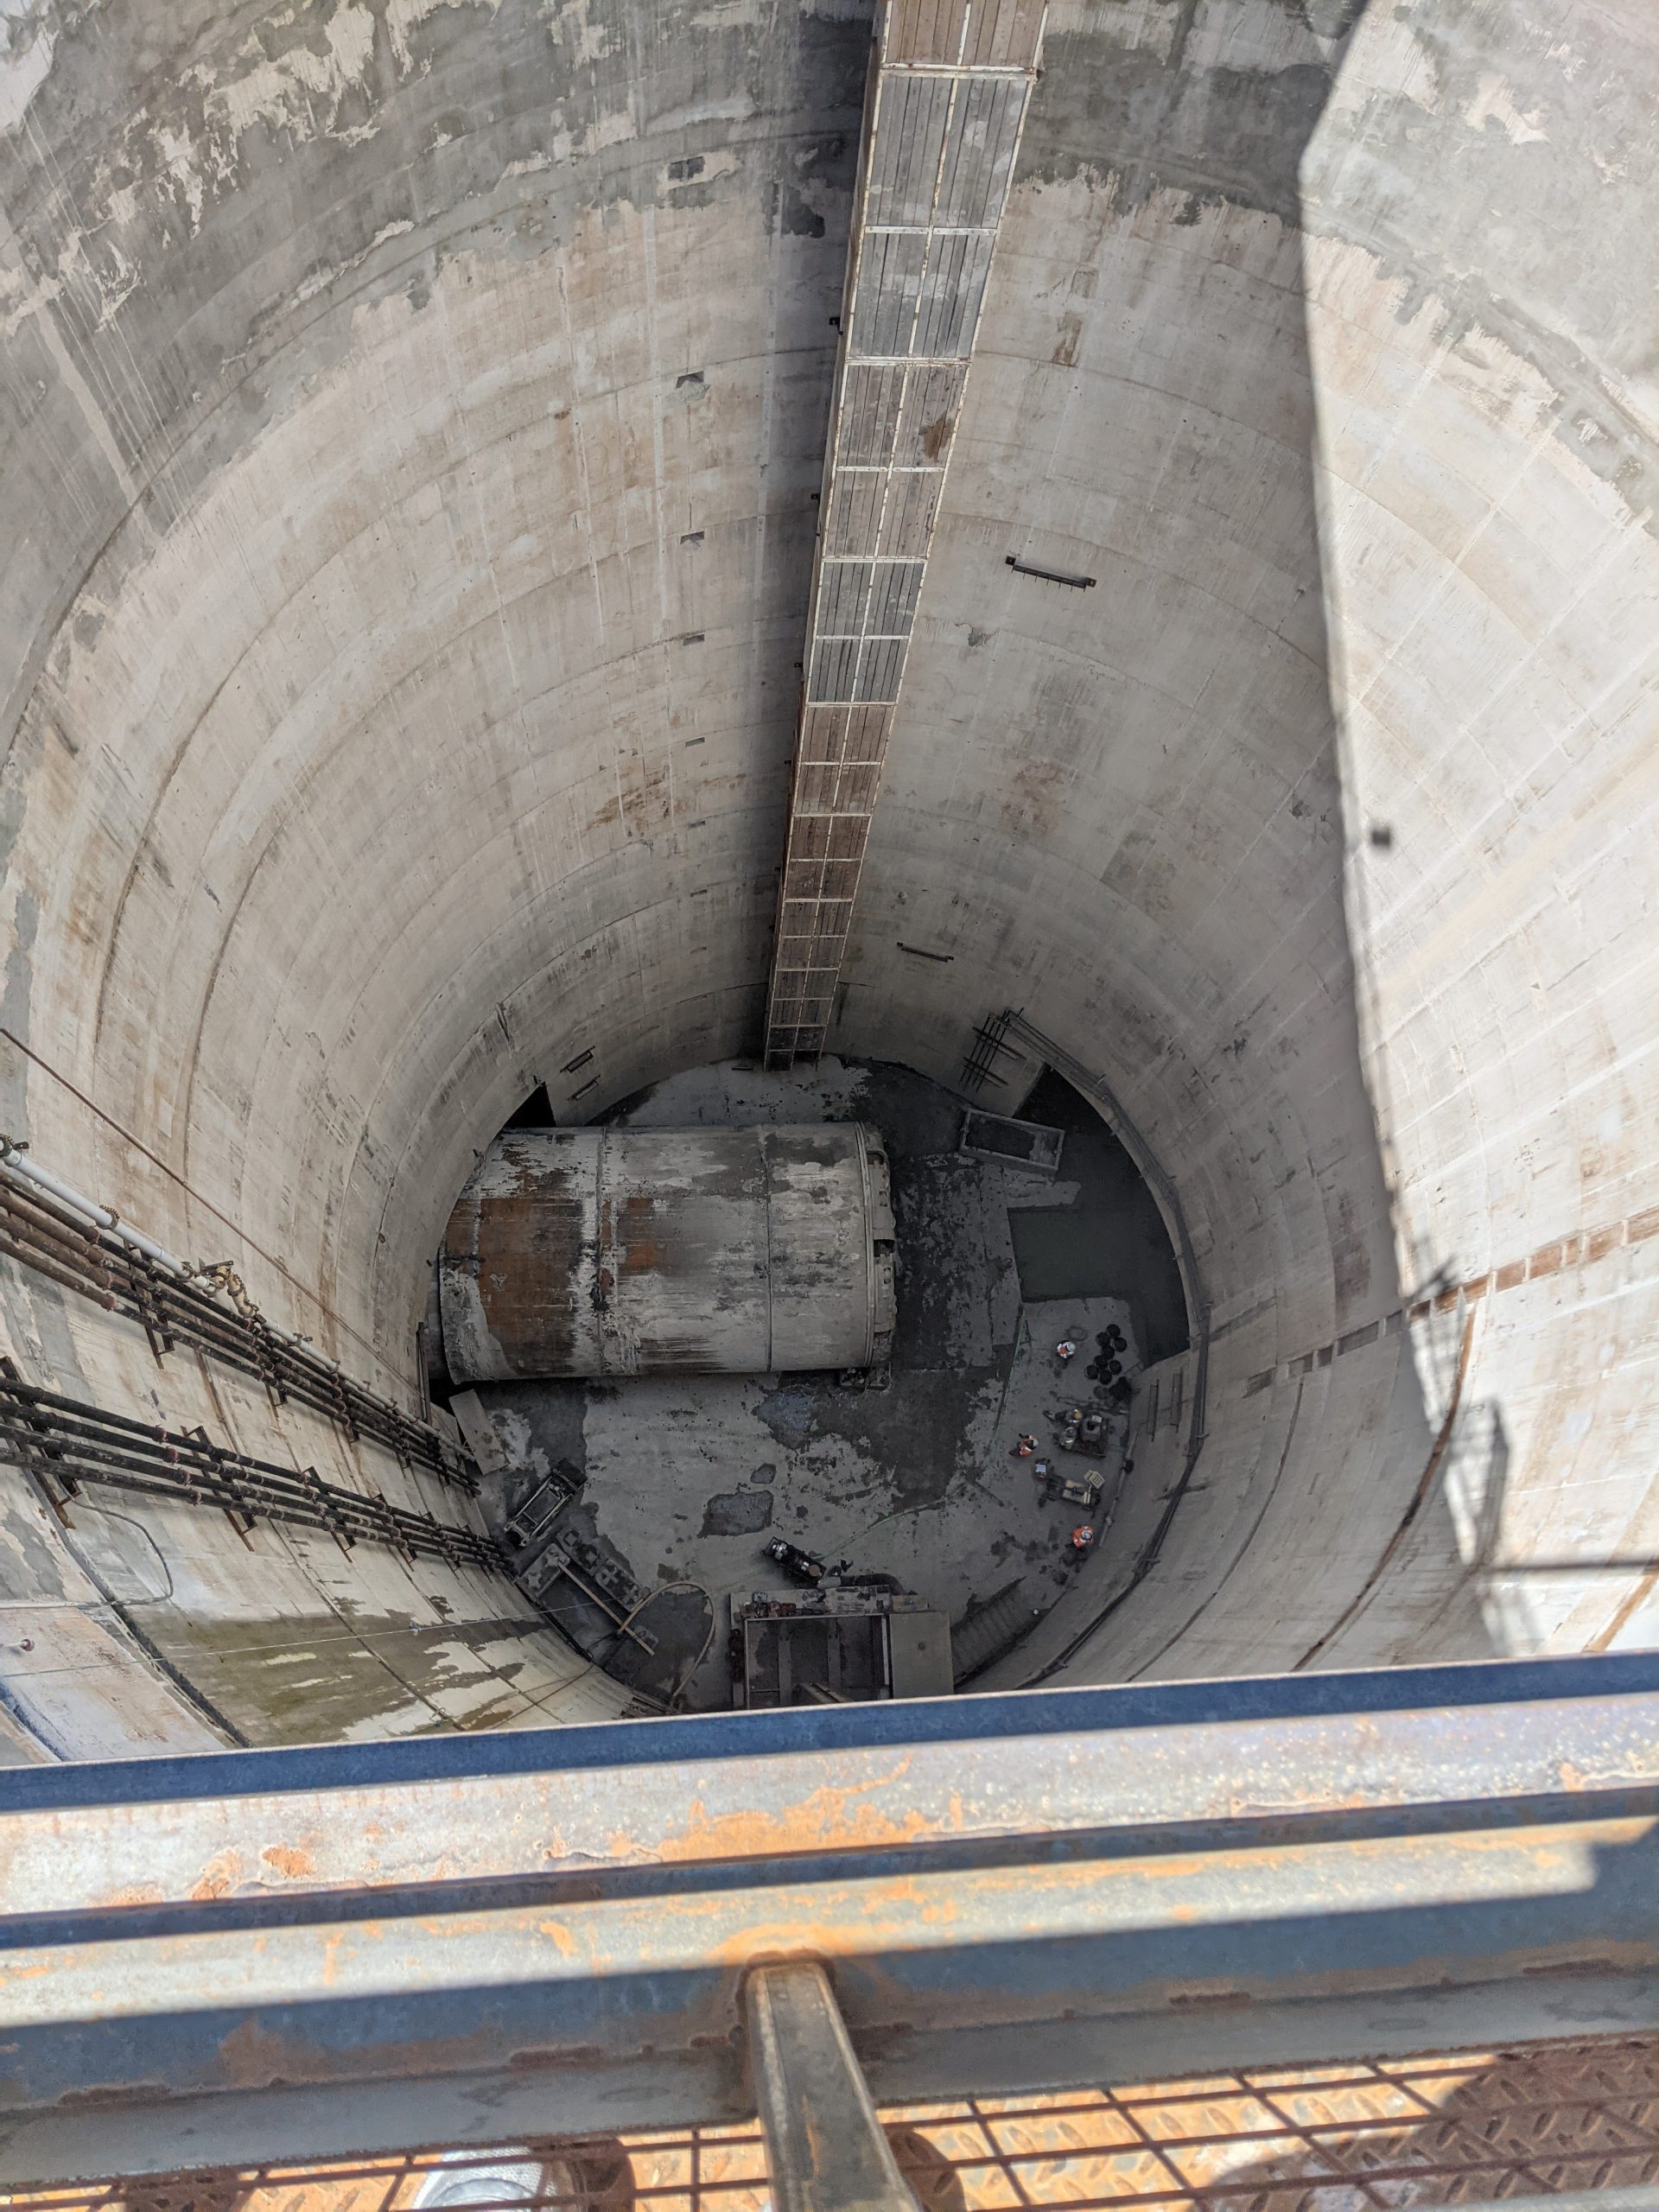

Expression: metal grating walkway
xmin=19 ymin=2037 xmax=1659 ymax=2212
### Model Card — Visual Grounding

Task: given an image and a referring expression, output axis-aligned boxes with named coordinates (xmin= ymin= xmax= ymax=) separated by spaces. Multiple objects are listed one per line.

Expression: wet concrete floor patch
xmin=700 ymin=1490 xmax=775 ymax=1535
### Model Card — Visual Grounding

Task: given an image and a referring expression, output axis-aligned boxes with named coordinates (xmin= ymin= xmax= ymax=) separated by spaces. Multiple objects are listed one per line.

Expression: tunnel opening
xmin=1001 ymin=1067 xmax=1191 ymax=1370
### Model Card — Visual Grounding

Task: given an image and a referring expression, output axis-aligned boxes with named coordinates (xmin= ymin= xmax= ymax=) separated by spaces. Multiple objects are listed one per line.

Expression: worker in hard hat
xmin=1071 ymin=1523 xmax=1095 ymax=1554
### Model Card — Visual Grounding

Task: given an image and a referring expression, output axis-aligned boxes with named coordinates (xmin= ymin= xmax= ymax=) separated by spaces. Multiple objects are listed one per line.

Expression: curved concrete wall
xmin=0 ymin=0 xmax=868 ymax=1752
xmin=0 ymin=0 xmax=1653 ymax=1749
xmin=849 ymin=0 xmax=1659 ymax=1680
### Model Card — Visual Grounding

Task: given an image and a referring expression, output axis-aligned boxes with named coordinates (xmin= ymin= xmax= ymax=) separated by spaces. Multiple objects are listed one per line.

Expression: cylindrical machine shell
xmin=438 ymin=1124 xmax=896 ymax=1382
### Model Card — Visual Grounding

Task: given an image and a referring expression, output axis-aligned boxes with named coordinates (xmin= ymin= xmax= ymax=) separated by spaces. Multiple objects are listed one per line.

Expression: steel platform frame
xmin=1 ymin=1651 xmax=1656 ymax=2184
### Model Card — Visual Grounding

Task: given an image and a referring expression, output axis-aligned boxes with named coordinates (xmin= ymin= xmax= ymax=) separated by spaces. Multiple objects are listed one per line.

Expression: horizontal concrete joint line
xmin=863 ymin=224 xmax=1002 ymax=237
xmin=879 ymin=64 xmax=1039 ymax=80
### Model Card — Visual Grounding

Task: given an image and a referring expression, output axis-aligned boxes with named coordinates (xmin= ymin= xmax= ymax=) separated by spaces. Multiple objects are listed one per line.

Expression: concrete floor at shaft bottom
xmin=464 ymin=1058 xmax=1185 ymax=1708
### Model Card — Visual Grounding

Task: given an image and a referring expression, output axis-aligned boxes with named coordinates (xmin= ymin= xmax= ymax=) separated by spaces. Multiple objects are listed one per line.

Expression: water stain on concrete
xmin=700 ymin=1489 xmax=774 ymax=1536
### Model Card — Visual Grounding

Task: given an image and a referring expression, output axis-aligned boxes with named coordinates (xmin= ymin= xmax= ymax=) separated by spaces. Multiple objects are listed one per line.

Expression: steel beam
xmin=0 ymin=1375 xmax=498 ymax=1571
xmin=0 ymin=1141 xmax=472 ymax=1489
xmin=0 ymin=1653 xmax=1657 ymax=2183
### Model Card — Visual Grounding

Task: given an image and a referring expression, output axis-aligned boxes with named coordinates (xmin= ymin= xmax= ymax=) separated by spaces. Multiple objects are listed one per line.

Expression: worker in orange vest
xmin=1071 ymin=1523 xmax=1095 ymax=1554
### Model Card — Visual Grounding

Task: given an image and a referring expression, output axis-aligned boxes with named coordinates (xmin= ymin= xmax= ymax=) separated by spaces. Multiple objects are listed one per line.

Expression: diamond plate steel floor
xmin=23 ymin=2036 xmax=1659 ymax=2212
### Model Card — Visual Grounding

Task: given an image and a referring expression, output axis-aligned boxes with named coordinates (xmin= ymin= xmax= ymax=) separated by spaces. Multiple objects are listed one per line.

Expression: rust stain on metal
xmin=619 ymin=1190 xmax=671 ymax=1277
xmin=213 ymin=2010 xmax=508 ymax=2095
xmin=189 ymin=1850 xmax=246 ymax=1903
xmin=918 ymin=410 xmax=953 ymax=460
xmin=260 ymin=1843 xmax=318 ymax=1880
xmin=438 ymin=1128 xmax=891 ymax=1381
xmin=597 ymin=1770 xmax=940 ymax=1866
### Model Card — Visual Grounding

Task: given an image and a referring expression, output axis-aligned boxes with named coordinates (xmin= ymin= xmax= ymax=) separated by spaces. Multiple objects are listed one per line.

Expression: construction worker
xmin=1013 ymin=1433 xmax=1038 ymax=1458
xmin=1071 ymin=1523 xmax=1095 ymax=1554
xmin=1055 ymin=1338 xmax=1078 ymax=1363
xmin=1032 ymin=1457 xmax=1052 ymax=1484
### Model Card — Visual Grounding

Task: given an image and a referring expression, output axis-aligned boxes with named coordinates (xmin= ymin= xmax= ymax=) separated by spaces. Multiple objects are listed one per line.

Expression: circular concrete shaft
xmin=0 ymin=0 xmax=1654 ymax=1751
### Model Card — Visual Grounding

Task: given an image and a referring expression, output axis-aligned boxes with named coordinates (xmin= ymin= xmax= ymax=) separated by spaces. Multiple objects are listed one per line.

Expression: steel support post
xmin=747 ymin=1964 xmax=915 ymax=2212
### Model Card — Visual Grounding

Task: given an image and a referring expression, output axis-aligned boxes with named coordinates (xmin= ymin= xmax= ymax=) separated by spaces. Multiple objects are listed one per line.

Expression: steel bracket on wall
xmin=1 ymin=1651 xmax=1657 ymax=2183
xmin=0 ymin=1143 xmax=474 ymax=1491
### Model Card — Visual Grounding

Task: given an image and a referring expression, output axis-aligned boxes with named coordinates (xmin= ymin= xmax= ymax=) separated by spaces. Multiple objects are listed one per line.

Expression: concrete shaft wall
xmin=0 ymin=0 xmax=1653 ymax=1748
xmin=0 ymin=0 xmax=867 ymax=1753
xmin=851 ymin=0 xmax=1659 ymax=1680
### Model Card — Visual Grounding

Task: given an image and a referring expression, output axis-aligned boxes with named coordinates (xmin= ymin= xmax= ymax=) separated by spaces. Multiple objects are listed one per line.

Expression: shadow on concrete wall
xmin=981 ymin=0 xmax=1511 ymax=1676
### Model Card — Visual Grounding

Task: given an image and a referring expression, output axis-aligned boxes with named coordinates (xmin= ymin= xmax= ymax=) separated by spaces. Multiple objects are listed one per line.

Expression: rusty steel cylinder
xmin=438 ymin=1124 xmax=897 ymax=1381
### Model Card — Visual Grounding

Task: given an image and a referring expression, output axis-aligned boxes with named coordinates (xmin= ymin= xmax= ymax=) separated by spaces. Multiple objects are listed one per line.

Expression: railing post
xmin=747 ymin=1962 xmax=913 ymax=2212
